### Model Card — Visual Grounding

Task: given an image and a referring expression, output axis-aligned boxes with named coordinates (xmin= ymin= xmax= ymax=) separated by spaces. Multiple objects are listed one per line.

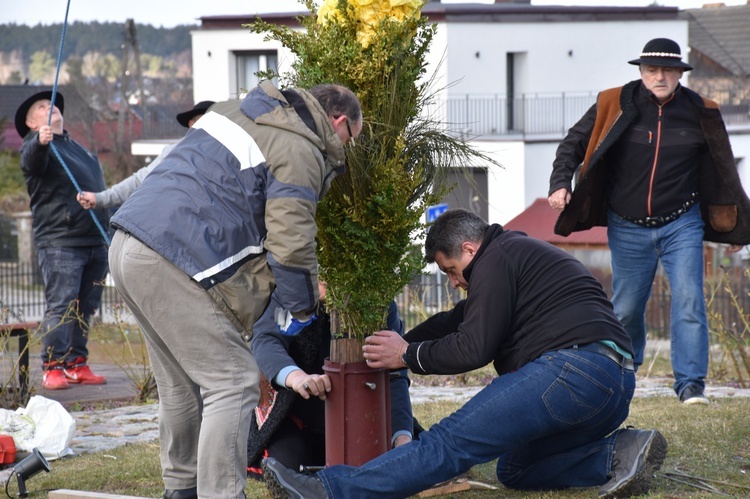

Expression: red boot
xmin=42 ymin=368 xmax=69 ymax=390
xmin=64 ymin=357 xmax=107 ymax=385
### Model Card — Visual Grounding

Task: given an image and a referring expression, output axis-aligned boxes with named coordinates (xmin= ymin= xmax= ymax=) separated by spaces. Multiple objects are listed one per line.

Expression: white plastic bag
xmin=0 ymin=395 xmax=76 ymax=460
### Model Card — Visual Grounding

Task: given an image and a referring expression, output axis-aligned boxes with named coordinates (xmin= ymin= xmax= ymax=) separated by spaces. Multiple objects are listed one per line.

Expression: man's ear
xmin=329 ymin=115 xmax=347 ymax=135
xmin=461 ymin=241 xmax=479 ymax=257
xmin=26 ymin=115 xmax=41 ymax=132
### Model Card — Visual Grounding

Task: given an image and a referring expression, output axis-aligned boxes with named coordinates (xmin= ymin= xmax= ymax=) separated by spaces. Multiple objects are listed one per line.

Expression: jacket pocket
xmin=709 ymin=204 xmax=737 ymax=232
xmin=207 ymin=256 xmax=275 ymax=336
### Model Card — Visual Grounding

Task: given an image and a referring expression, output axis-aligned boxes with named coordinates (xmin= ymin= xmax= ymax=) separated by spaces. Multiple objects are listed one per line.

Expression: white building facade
xmin=187 ymin=2 xmax=749 ymax=225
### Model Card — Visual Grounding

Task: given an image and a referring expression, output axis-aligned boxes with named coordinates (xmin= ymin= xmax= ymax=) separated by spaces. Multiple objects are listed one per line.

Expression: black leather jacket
xmin=20 ymin=131 xmax=109 ymax=248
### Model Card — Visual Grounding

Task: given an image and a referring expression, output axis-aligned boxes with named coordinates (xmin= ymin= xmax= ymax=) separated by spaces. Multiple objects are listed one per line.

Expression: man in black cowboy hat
xmin=16 ymin=89 xmax=110 ymax=390
xmin=549 ymin=38 xmax=750 ymax=405
xmin=77 ymin=100 xmax=215 ymax=210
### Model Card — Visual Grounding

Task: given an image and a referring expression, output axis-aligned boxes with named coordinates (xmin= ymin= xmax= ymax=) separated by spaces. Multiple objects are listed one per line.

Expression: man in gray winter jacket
xmin=108 ymin=80 xmax=361 ymax=499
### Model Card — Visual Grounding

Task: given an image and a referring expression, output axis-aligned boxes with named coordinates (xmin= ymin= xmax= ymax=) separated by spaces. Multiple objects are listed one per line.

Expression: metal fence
xmin=0 ymin=261 xmax=460 ymax=329
xmin=3 ymin=260 xmax=750 ymax=339
xmin=425 ymin=92 xmax=598 ymax=137
xmin=0 ymin=262 xmax=122 ymax=324
xmin=423 ymin=91 xmax=750 ymax=138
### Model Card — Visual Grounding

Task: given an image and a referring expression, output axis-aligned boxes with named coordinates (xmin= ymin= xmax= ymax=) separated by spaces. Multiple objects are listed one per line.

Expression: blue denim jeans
xmin=37 ymin=245 xmax=109 ymax=364
xmin=318 ymin=348 xmax=635 ymax=498
xmin=607 ymin=204 xmax=707 ymax=396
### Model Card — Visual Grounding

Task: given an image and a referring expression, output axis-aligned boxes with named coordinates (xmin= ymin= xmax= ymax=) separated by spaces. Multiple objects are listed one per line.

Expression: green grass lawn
xmin=6 ymin=322 xmax=748 ymax=498
xmin=19 ymin=396 xmax=750 ymax=498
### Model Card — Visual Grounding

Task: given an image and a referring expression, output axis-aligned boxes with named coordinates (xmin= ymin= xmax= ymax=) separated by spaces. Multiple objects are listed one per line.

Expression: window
xmin=236 ymin=51 xmax=278 ymax=95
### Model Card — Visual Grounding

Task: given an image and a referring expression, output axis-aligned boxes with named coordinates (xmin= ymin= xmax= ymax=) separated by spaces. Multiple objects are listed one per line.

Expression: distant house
xmin=0 ymin=84 xmax=143 ymax=157
xmin=682 ymin=2 xmax=750 ymax=122
xmin=190 ymin=1 xmax=742 ymax=227
xmin=503 ymin=197 xmax=607 ymax=249
xmin=0 ymin=85 xmax=95 ymax=151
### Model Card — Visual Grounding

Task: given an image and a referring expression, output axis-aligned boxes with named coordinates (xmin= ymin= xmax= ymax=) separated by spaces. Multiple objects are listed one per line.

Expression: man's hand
xmin=363 ymin=330 xmax=408 ymax=370
xmin=393 ymin=434 xmax=412 ymax=448
xmin=726 ymin=244 xmax=744 ymax=254
xmin=77 ymin=192 xmax=97 ymax=210
xmin=548 ymin=188 xmax=571 ymax=211
xmin=285 ymin=369 xmax=331 ymax=400
xmin=37 ymin=125 xmax=54 ymax=146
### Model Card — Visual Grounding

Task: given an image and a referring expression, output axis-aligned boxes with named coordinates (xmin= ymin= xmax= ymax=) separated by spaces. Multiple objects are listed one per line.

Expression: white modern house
xmin=184 ymin=1 xmax=749 ymax=226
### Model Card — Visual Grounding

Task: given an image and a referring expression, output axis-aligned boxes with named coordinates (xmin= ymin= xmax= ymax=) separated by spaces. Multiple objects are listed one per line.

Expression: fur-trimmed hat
xmin=628 ymin=38 xmax=693 ymax=71
xmin=15 ymin=90 xmax=65 ymax=138
xmin=175 ymin=100 xmax=215 ymax=128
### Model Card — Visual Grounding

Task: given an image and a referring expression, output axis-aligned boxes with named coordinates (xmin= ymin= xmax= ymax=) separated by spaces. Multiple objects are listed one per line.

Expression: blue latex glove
xmin=276 ymin=307 xmax=317 ymax=336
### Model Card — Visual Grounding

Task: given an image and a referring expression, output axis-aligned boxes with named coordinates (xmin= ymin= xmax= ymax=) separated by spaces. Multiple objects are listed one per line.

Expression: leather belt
xmin=619 ymin=192 xmax=698 ymax=228
xmin=575 ymin=342 xmax=634 ymax=371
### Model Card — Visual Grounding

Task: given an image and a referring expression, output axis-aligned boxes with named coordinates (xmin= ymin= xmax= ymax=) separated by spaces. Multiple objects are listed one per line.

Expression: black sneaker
xmin=262 ymin=457 xmax=327 ymax=499
xmin=163 ymin=488 xmax=197 ymax=499
xmin=679 ymin=384 xmax=709 ymax=405
xmin=598 ymin=429 xmax=668 ymax=498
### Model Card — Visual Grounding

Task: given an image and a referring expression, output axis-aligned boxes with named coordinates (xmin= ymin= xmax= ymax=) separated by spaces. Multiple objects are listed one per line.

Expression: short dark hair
xmin=425 ymin=209 xmax=488 ymax=263
xmin=309 ymin=84 xmax=362 ymax=125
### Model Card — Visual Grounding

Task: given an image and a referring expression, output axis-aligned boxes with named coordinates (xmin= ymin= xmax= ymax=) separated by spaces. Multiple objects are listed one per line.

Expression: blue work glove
xmin=278 ymin=316 xmax=316 ymax=336
xmin=275 ymin=307 xmax=316 ymax=336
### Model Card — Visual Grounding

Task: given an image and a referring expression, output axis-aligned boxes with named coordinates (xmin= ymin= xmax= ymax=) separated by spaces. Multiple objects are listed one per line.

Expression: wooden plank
xmin=48 ymin=490 xmax=147 ymax=499
xmin=416 ymin=480 xmax=472 ymax=497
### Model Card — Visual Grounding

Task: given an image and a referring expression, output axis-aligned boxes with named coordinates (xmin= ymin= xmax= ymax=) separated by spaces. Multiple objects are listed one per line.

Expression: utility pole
xmin=117 ymin=19 xmax=146 ymax=159
xmin=127 ymin=19 xmax=148 ymax=136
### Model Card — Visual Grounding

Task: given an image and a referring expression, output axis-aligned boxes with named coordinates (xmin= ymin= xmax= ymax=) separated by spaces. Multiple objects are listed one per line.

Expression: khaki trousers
xmin=109 ymin=230 xmax=259 ymax=498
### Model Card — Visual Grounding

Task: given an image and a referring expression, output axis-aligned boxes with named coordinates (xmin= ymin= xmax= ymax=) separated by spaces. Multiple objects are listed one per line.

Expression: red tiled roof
xmin=503 ymin=198 xmax=608 ymax=247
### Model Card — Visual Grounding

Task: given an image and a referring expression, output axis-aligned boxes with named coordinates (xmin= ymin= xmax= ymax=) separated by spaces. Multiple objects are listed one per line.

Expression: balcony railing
xmin=423 ymin=92 xmax=750 ymax=138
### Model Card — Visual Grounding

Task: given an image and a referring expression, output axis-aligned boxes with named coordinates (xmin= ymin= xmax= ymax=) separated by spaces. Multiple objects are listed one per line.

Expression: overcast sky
xmin=2 ymin=0 xmax=747 ymax=27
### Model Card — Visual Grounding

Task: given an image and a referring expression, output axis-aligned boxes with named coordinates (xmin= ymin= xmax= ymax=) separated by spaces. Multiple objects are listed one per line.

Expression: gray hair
xmin=308 ymin=84 xmax=362 ymax=126
xmin=425 ymin=209 xmax=488 ymax=263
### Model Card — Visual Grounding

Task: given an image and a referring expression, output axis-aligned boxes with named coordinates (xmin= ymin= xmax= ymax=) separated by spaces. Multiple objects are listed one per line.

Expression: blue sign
xmin=426 ymin=203 xmax=448 ymax=223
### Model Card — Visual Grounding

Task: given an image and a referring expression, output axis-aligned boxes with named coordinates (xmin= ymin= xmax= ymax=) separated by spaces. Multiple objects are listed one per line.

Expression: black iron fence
xmin=0 ymin=262 xmax=122 ymax=323
xmin=3 ymin=260 xmax=750 ymax=340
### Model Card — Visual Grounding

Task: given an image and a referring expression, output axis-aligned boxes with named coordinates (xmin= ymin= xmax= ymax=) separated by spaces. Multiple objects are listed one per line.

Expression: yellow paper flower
xmin=318 ymin=0 xmax=423 ymax=48
xmin=317 ymin=0 xmax=345 ymax=24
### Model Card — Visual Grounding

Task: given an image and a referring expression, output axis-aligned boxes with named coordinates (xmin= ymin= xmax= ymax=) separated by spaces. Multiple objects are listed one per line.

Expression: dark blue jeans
xmin=608 ymin=203 xmax=708 ymax=396
xmin=37 ymin=245 xmax=108 ymax=364
xmin=319 ymin=348 xmax=635 ymax=498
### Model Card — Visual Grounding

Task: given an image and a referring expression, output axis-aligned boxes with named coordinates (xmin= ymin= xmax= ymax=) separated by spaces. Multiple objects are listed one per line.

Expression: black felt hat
xmin=628 ymin=38 xmax=693 ymax=71
xmin=15 ymin=90 xmax=65 ymax=138
xmin=176 ymin=100 xmax=215 ymax=128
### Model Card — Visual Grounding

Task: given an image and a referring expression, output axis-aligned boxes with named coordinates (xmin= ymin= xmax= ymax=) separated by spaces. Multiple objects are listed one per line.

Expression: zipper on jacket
xmin=647 ymin=94 xmax=674 ymax=217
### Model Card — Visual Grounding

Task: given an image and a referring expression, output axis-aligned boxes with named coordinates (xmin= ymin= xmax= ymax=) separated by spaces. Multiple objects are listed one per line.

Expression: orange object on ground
xmin=0 ymin=434 xmax=17 ymax=464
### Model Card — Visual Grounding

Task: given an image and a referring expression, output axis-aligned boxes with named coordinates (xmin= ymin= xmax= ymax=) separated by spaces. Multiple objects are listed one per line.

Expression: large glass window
xmin=236 ymin=51 xmax=278 ymax=94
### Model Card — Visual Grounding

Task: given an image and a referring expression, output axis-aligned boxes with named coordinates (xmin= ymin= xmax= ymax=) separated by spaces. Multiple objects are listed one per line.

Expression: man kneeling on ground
xmin=263 ymin=208 xmax=667 ymax=499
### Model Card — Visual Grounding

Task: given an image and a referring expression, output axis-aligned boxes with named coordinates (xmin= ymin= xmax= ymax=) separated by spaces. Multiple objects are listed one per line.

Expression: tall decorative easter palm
xmin=250 ymin=0 xmax=496 ymax=465
xmin=251 ymin=0 xmax=491 ymax=355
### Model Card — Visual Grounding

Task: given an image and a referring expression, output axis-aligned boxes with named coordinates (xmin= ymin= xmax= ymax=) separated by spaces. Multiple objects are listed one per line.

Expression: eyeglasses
xmin=335 ymin=115 xmax=356 ymax=147
xmin=344 ymin=118 xmax=354 ymax=143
